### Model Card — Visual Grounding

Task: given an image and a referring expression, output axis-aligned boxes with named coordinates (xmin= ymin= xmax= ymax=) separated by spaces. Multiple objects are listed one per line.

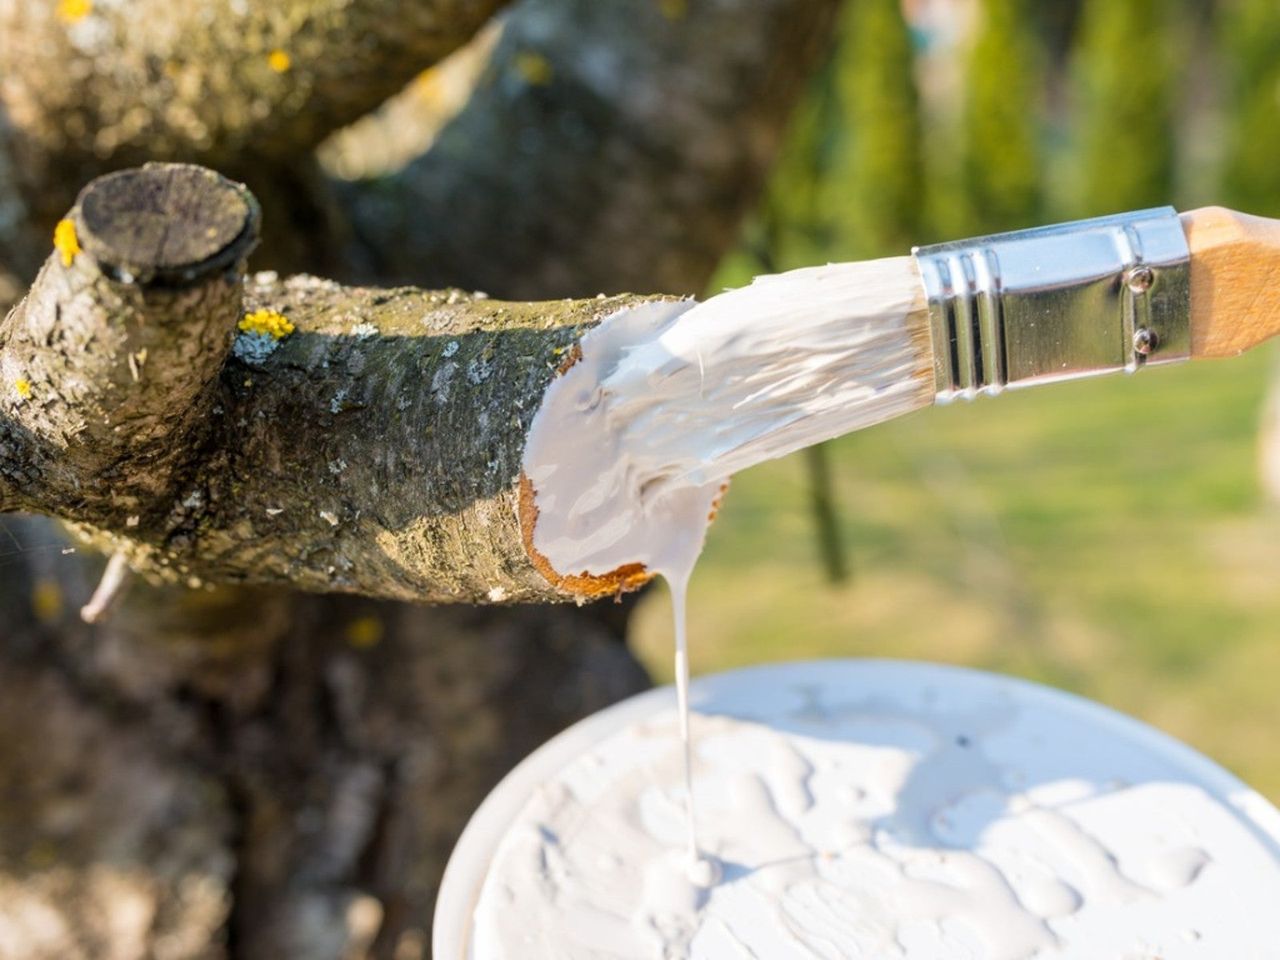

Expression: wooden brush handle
xmin=1183 ymin=206 xmax=1280 ymax=358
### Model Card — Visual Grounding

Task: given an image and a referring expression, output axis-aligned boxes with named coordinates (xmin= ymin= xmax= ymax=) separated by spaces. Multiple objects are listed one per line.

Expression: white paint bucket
xmin=435 ymin=659 xmax=1280 ymax=959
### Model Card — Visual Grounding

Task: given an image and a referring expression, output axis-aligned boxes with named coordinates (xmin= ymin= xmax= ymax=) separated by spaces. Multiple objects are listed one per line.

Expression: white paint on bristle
xmin=523 ymin=257 xmax=932 ymax=879
xmin=524 ymin=255 xmax=931 ymax=583
xmin=598 ymin=256 xmax=932 ymax=495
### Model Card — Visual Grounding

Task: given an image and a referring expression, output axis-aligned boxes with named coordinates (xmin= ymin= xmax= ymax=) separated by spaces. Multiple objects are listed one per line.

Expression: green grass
xmin=631 ymin=347 xmax=1280 ymax=801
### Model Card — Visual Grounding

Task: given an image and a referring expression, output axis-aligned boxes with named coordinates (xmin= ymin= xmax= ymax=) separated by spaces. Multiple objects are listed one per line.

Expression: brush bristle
xmin=521 ymin=258 xmax=933 ymax=586
xmin=599 ymin=255 xmax=934 ymax=493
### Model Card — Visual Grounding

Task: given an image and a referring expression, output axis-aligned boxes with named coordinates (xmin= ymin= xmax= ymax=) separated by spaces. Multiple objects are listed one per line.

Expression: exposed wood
xmin=1183 ymin=206 xmax=1280 ymax=358
xmin=75 ymin=165 xmax=260 ymax=283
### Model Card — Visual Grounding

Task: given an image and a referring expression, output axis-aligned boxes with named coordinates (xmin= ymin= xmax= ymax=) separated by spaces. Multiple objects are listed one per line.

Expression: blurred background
xmin=622 ymin=0 xmax=1280 ymax=800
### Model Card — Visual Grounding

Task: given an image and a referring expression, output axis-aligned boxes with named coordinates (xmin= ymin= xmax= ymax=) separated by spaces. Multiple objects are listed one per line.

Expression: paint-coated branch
xmin=1 ymin=163 xmax=671 ymax=604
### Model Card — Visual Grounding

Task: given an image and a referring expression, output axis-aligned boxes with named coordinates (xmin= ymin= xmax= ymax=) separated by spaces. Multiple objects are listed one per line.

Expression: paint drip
xmin=511 ymin=267 xmax=1273 ymax=956
xmin=524 ymin=260 xmax=933 ymax=876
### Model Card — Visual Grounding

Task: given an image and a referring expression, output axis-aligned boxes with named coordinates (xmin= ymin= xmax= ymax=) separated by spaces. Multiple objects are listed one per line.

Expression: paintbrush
xmin=523 ymin=205 xmax=1280 ymax=584
xmin=911 ymin=204 xmax=1271 ymax=398
xmin=607 ymin=204 xmax=1280 ymax=485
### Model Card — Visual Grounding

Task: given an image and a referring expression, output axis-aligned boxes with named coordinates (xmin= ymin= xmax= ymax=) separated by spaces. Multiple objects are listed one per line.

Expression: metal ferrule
xmin=912 ymin=207 xmax=1191 ymax=402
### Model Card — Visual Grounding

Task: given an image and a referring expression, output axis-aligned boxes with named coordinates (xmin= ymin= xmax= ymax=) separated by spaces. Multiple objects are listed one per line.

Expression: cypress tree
xmin=755 ymin=57 xmax=839 ymax=271
xmin=755 ymin=45 xmax=853 ymax=584
xmin=742 ymin=0 xmax=926 ymax=264
xmin=837 ymin=0 xmax=925 ymax=257
xmin=958 ymin=0 xmax=1042 ymax=234
xmin=1070 ymin=0 xmax=1176 ymax=217
xmin=1219 ymin=0 xmax=1280 ymax=216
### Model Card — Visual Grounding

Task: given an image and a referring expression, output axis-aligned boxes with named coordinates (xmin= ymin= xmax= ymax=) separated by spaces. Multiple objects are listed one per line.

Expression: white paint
xmin=522 ymin=262 xmax=931 ymax=878
xmin=450 ymin=660 xmax=1280 ymax=959
xmin=523 ymin=299 xmax=723 ymax=874
xmin=524 ymin=258 xmax=929 ymax=588
xmin=594 ymin=257 xmax=930 ymax=495
xmin=670 ymin=573 xmax=700 ymax=866
xmin=523 ymin=298 xmax=719 ymax=585
xmin=502 ymin=265 xmax=1280 ymax=956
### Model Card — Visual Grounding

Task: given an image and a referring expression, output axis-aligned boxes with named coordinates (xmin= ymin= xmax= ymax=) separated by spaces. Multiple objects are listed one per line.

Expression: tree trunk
xmin=0 ymin=513 xmax=648 ymax=960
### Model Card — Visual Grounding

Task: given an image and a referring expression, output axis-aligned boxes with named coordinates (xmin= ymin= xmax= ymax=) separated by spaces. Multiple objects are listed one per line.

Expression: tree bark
xmin=0 ymin=0 xmax=508 ymax=227
xmin=2 ymin=166 xmax=260 ymax=515
xmin=2 ymin=163 xmax=675 ymax=604
xmin=0 ymin=513 xmax=648 ymax=960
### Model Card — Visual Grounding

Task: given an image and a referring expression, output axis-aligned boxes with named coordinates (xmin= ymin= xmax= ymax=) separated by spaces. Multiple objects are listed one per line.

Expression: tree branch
xmin=0 ymin=0 xmax=508 ymax=225
xmin=2 ymin=163 xmax=674 ymax=605
xmin=338 ymin=0 xmax=841 ymax=299
xmin=1 ymin=164 xmax=259 ymax=516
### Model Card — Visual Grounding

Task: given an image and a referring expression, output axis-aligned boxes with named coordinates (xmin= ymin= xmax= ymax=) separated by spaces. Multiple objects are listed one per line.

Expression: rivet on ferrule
xmin=913 ymin=207 xmax=1192 ymax=402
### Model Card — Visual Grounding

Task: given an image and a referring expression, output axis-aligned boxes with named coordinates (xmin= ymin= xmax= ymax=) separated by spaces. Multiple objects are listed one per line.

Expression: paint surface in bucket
xmin=449 ymin=660 xmax=1280 ymax=959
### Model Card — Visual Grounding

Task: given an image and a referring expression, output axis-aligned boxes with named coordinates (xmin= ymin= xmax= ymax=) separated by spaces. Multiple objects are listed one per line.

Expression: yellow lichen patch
xmin=56 ymin=0 xmax=92 ymax=24
xmin=267 ymin=49 xmax=292 ymax=73
xmin=345 ymin=616 xmax=384 ymax=649
xmin=53 ymin=219 xmax=80 ymax=267
xmin=514 ymin=51 xmax=553 ymax=86
xmin=32 ymin=579 xmax=63 ymax=624
xmin=13 ymin=379 xmax=32 ymax=400
xmin=239 ymin=309 xmax=295 ymax=340
xmin=658 ymin=0 xmax=688 ymax=20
